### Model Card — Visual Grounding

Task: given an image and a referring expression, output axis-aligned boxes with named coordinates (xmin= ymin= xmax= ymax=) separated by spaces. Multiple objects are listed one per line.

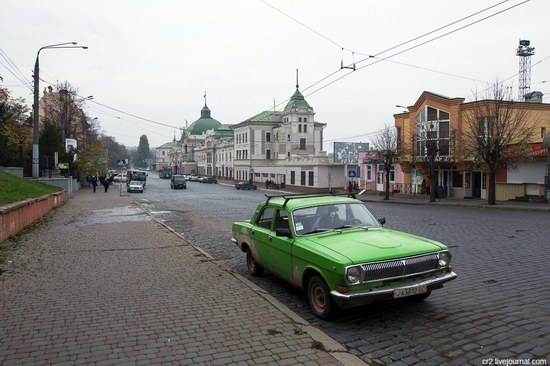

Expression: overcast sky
xmin=1 ymin=0 xmax=549 ymax=151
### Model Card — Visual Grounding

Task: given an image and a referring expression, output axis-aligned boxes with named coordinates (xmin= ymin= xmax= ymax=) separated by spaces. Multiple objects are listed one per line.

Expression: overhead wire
xmin=304 ymin=0 xmax=532 ymax=99
xmin=262 ymin=0 xmax=529 ymax=113
xmin=0 ymin=47 xmax=33 ymax=90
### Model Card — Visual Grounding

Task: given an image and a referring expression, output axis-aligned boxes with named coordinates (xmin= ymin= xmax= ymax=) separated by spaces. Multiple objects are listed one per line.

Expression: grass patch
xmin=311 ymin=340 xmax=326 ymax=351
xmin=0 ymin=171 xmax=62 ymax=206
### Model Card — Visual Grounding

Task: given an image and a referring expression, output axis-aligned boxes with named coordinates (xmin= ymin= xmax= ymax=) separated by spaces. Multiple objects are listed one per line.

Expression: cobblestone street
xmin=141 ymin=176 xmax=550 ymax=365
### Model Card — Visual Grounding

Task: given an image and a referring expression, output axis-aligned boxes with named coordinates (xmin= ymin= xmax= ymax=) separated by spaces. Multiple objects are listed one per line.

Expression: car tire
xmin=307 ymin=275 xmax=336 ymax=320
xmin=246 ymin=249 xmax=264 ymax=277
xmin=253 ymin=186 xmax=257 ymax=190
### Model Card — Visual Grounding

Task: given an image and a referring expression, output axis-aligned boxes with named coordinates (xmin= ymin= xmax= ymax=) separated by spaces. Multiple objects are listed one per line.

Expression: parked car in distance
xmin=170 ymin=175 xmax=187 ymax=189
xmin=127 ymin=181 xmax=144 ymax=193
xmin=201 ymin=176 xmax=218 ymax=184
xmin=231 ymin=193 xmax=457 ymax=319
xmin=235 ymin=181 xmax=257 ymax=190
xmin=189 ymin=175 xmax=199 ymax=182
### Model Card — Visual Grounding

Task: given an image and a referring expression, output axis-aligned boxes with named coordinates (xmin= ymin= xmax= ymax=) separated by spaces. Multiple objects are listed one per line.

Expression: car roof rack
xmin=264 ymin=192 xmax=356 ymax=207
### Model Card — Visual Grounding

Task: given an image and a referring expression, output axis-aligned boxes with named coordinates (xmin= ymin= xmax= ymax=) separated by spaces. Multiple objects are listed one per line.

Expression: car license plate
xmin=394 ymin=285 xmax=427 ymax=298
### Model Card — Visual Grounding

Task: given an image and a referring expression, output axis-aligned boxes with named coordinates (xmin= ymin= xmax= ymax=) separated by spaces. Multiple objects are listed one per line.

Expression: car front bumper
xmin=330 ymin=271 xmax=457 ymax=308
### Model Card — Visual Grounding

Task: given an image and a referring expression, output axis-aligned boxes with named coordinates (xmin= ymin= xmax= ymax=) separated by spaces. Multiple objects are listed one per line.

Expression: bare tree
xmin=462 ymin=81 xmax=537 ymax=205
xmin=371 ymin=124 xmax=400 ymax=200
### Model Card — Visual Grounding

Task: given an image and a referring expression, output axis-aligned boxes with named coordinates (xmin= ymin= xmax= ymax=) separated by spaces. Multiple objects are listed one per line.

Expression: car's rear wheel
xmin=246 ymin=249 xmax=264 ymax=277
xmin=307 ymin=275 xmax=336 ymax=320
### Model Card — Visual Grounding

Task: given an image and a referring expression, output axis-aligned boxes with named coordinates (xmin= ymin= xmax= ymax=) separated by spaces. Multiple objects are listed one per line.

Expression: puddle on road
xmin=84 ymin=206 xmax=152 ymax=225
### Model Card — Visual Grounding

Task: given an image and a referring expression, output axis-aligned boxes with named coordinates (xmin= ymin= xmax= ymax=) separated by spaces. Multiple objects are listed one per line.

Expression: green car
xmin=231 ymin=193 xmax=457 ymax=319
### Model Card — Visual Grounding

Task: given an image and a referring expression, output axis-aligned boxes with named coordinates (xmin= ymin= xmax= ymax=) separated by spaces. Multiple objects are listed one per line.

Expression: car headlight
xmin=438 ymin=251 xmax=452 ymax=267
xmin=345 ymin=266 xmax=363 ymax=284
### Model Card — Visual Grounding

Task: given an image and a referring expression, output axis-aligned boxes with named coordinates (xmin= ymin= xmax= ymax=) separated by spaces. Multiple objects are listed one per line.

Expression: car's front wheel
xmin=246 ymin=249 xmax=264 ymax=277
xmin=307 ymin=275 xmax=336 ymax=320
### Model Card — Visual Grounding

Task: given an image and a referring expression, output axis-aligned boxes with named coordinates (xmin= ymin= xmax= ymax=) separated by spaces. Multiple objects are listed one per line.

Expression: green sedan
xmin=231 ymin=193 xmax=457 ymax=319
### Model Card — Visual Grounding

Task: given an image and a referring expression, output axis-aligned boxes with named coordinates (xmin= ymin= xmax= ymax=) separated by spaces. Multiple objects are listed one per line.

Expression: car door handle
xmin=267 ymin=236 xmax=272 ymax=241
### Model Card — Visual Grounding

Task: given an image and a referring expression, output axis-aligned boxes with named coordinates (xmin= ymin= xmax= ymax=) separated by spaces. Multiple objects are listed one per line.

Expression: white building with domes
xmin=157 ymin=81 xmax=350 ymax=189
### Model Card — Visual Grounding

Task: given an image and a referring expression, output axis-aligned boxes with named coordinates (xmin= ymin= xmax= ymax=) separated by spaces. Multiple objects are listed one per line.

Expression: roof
xmin=245 ymin=110 xmax=283 ymax=123
xmin=188 ymin=104 xmax=223 ymax=135
xmin=157 ymin=142 xmax=175 ymax=149
xmin=283 ymin=88 xmax=311 ymax=113
xmin=265 ymin=194 xmax=358 ymax=210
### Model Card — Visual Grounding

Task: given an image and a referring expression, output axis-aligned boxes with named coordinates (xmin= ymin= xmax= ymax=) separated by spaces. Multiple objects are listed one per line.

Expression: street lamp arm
xmin=38 ymin=42 xmax=77 ymax=53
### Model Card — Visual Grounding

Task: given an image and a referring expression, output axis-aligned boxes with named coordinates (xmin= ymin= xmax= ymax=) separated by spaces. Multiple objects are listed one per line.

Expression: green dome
xmin=283 ymin=87 xmax=311 ymax=113
xmin=188 ymin=104 xmax=222 ymax=135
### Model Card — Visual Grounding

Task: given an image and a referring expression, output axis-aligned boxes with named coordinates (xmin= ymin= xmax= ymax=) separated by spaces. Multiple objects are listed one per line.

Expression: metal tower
xmin=516 ymin=39 xmax=535 ymax=101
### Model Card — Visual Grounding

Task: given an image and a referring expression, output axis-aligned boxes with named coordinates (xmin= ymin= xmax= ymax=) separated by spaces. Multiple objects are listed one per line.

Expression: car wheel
xmin=246 ymin=249 xmax=264 ymax=277
xmin=253 ymin=186 xmax=257 ymax=190
xmin=307 ymin=275 xmax=336 ymax=320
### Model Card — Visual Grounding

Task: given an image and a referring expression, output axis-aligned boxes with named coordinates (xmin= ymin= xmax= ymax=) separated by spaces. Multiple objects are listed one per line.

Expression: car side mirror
xmin=378 ymin=217 xmax=386 ymax=226
xmin=275 ymin=228 xmax=292 ymax=238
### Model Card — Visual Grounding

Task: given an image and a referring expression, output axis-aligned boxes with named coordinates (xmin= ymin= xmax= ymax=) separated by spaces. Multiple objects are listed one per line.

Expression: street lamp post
xmin=32 ymin=42 xmax=88 ymax=178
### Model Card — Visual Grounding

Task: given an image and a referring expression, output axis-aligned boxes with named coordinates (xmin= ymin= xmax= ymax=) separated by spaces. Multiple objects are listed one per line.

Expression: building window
xmin=298 ymin=124 xmax=302 ymax=133
xmin=542 ymin=127 xmax=547 ymax=138
xmin=299 ymin=117 xmax=302 ymax=122
xmin=266 ymin=132 xmax=271 ymax=142
xmin=416 ymin=106 xmax=450 ymax=159
xmin=389 ymin=167 xmax=395 ymax=182
xmin=266 ymin=150 xmax=271 ymax=159
xmin=287 ymin=134 xmax=291 ymax=141
xmin=290 ymin=171 xmax=295 ymax=185
xmin=301 ymin=171 xmax=306 ymax=186
xmin=304 ymin=124 xmax=307 ymax=133
xmin=300 ymin=138 xmax=306 ymax=150
xmin=304 ymin=117 xmax=307 ymax=122
xmin=366 ymin=165 xmax=372 ymax=181
xmin=308 ymin=171 xmax=314 ymax=186
xmin=287 ymin=152 xmax=290 ymax=158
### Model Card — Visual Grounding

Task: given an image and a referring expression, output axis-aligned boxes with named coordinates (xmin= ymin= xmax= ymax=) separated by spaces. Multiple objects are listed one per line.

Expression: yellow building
xmin=394 ymin=91 xmax=550 ymax=201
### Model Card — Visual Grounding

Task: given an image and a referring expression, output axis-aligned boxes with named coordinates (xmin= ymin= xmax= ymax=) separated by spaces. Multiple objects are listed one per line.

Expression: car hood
xmin=301 ymin=227 xmax=446 ymax=264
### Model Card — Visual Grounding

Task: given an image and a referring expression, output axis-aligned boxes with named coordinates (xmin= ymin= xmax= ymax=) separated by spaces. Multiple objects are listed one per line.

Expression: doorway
xmin=472 ymin=172 xmax=482 ymax=198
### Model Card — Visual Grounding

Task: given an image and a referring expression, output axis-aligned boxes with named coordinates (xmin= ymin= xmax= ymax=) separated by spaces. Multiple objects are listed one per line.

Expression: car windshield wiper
xmin=334 ymin=224 xmax=369 ymax=230
xmin=303 ymin=228 xmax=342 ymax=235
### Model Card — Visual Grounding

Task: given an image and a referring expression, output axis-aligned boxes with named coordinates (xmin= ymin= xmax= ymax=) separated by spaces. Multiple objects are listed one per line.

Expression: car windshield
xmin=174 ymin=177 xmax=185 ymax=182
xmin=292 ymin=203 xmax=380 ymax=236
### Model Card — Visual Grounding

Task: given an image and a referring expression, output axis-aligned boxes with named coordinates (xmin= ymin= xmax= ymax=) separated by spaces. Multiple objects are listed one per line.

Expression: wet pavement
xmin=0 ymin=186 xmax=364 ymax=366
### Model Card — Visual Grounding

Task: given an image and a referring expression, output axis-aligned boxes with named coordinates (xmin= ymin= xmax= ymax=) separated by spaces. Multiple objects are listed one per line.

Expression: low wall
xmin=0 ymin=166 xmax=24 ymax=177
xmin=35 ymin=177 xmax=75 ymax=198
xmin=0 ymin=191 xmax=68 ymax=243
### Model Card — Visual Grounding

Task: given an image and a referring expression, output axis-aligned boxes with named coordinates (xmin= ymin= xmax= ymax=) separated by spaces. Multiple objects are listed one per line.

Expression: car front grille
xmin=361 ymin=253 xmax=439 ymax=283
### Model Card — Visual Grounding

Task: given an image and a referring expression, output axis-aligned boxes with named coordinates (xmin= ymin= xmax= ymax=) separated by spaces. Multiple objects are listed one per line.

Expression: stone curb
xmin=131 ymin=196 xmax=370 ymax=366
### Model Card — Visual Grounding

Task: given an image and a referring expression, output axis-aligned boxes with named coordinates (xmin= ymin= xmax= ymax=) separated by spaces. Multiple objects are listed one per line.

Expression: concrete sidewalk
xmin=0 ymin=188 xmax=364 ymax=366
xmin=356 ymin=190 xmax=550 ymax=212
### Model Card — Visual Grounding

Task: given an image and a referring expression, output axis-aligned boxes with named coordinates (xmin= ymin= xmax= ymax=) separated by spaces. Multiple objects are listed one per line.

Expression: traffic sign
xmin=117 ymin=159 xmax=125 ymax=166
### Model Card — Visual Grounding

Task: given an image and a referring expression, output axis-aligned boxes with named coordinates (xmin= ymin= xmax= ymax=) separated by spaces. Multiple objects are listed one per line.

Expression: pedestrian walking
xmin=348 ymin=180 xmax=353 ymax=193
xmin=91 ymin=175 xmax=98 ymax=193
xmin=103 ymin=178 xmax=110 ymax=193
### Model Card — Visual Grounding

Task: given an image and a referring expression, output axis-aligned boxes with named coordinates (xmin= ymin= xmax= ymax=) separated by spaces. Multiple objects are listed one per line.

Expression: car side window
xmin=274 ymin=209 xmax=289 ymax=231
xmin=257 ymin=207 xmax=275 ymax=229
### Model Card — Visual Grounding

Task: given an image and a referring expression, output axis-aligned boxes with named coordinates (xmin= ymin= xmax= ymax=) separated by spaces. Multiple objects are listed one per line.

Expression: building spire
xmin=203 ymin=91 xmax=207 ymax=106
xmin=296 ymin=69 xmax=299 ymax=89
